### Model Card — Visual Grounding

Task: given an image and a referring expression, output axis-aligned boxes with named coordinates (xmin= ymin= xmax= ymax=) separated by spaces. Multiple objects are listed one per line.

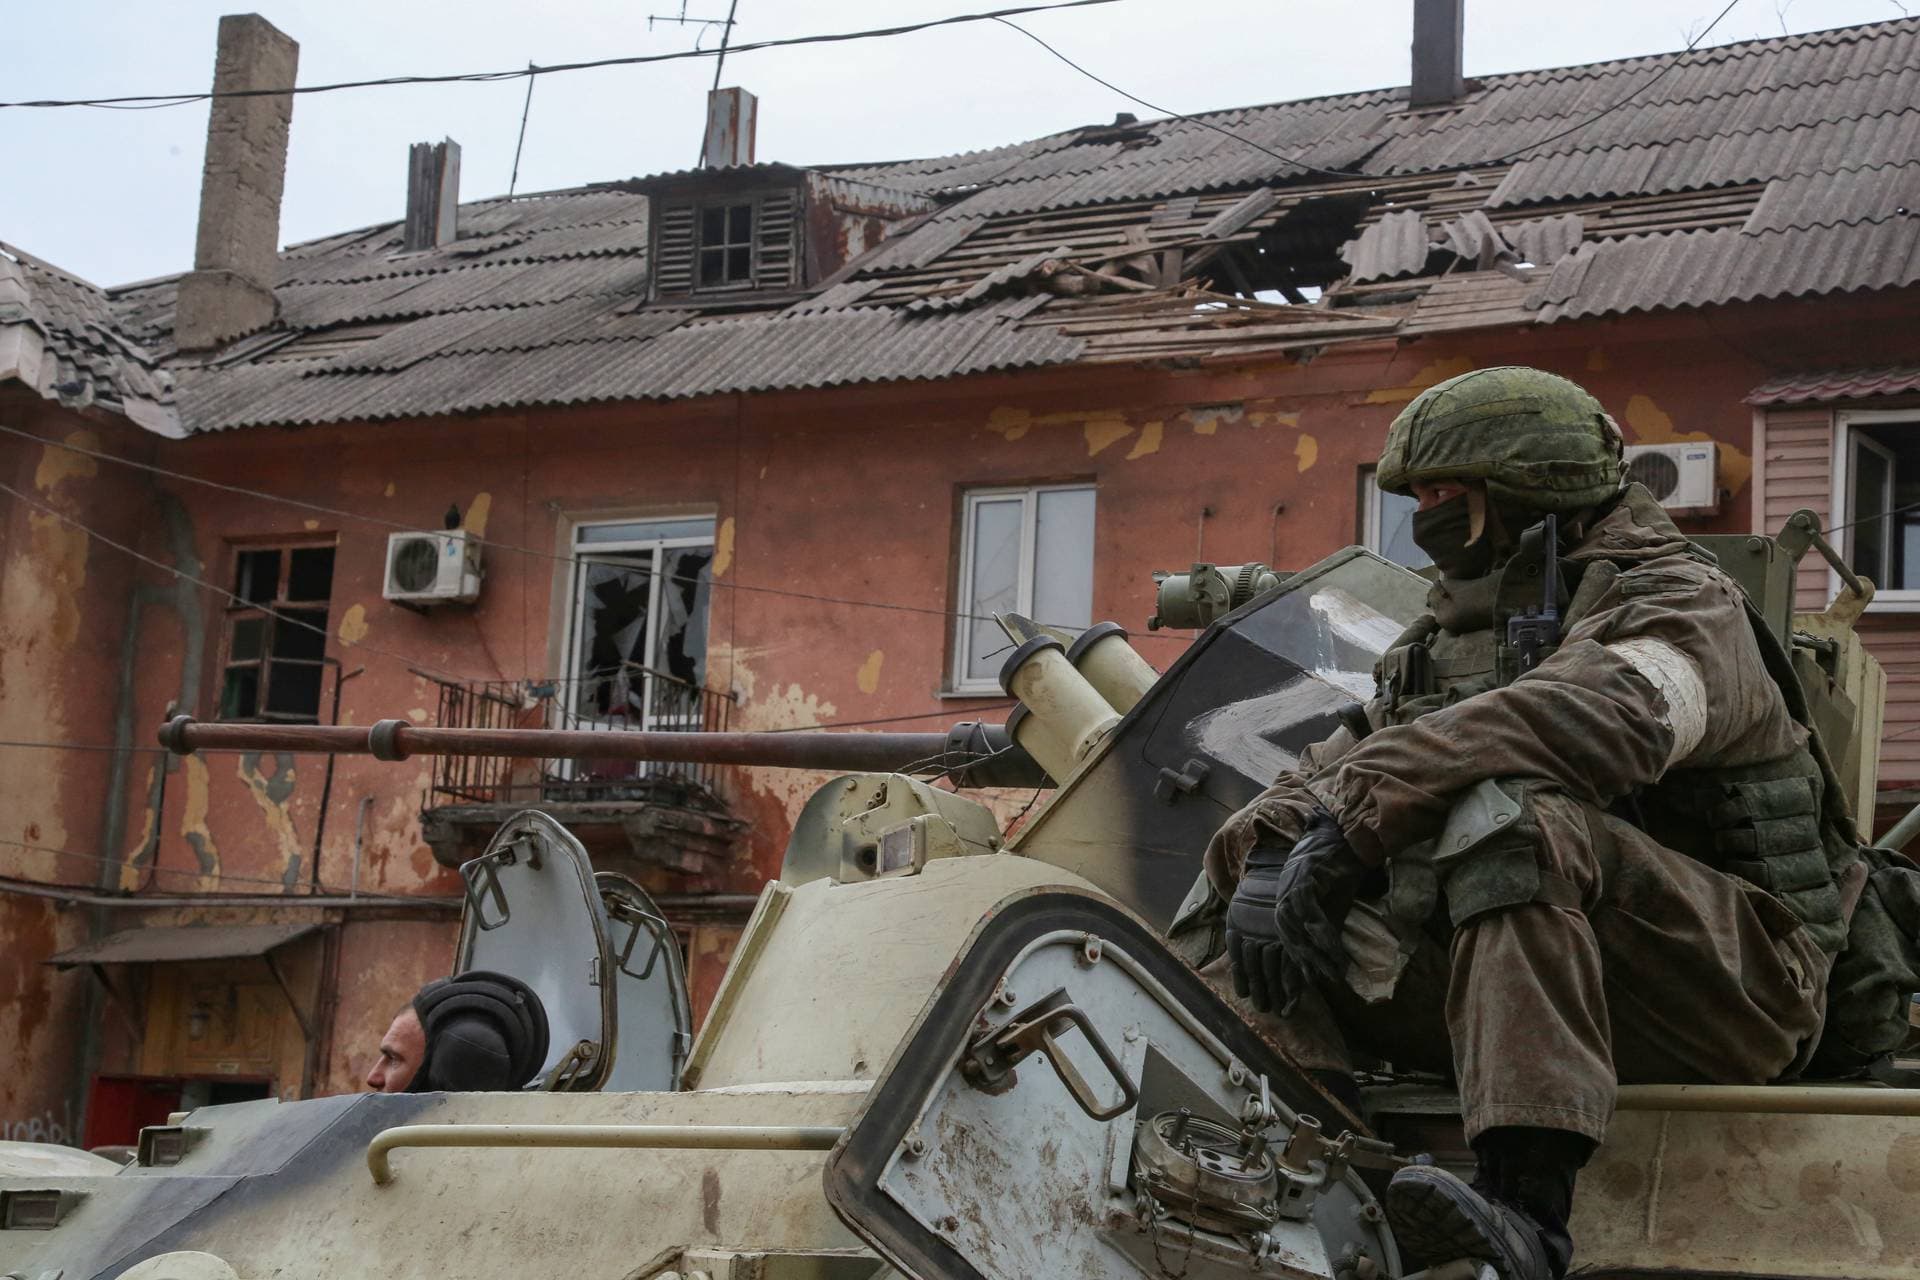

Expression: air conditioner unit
xmin=1624 ymin=441 xmax=1719 ymax=514
xmin=383 ymin=530 xmax=482 ymax=605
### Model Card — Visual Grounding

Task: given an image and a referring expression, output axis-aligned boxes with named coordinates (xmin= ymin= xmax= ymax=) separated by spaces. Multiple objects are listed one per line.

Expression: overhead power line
xmin=0 ymin=0 xmax=1119 ymax=111
xmin=999 ymin=0 xmax=1751 ymax=178
xmin=0 ymin=475 xmax=476 ymax=684
xmin=1483 ymin=0 xmax=1746 ymax=164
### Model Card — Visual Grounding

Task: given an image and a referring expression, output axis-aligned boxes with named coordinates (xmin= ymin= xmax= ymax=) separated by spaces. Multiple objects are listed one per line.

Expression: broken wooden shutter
xmin=753 ymin=190 xmax=799 ymax=289
xmin=653 ymin=200 xmax=697 ymax=296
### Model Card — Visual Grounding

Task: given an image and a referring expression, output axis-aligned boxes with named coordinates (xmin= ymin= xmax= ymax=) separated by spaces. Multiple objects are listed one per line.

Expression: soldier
xmin=1205 ymin=367 xmax=1863 ymax=1280
xmin=364 ymin=970 xmax=550 ymax=1093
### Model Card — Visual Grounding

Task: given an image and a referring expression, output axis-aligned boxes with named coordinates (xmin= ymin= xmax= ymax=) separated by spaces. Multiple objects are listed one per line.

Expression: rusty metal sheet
xmin=48 ymin=922 xmax=317 ymax=968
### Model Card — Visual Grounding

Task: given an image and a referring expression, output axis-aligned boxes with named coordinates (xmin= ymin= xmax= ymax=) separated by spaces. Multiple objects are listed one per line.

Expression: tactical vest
xmin=1373 ymin=530 xmax=1852 ymax=957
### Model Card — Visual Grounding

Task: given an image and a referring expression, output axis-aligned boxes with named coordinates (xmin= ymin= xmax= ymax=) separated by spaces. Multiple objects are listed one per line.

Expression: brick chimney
xmin=174 ymin=14 xmax=299 ymax=352
xmin=1410 ymin=0 xmax=1466 ymax=107
xmin=402 ymin=139 xmax=461 ymax=253
xmin=702 ymin=87 xmax=758 ymax=168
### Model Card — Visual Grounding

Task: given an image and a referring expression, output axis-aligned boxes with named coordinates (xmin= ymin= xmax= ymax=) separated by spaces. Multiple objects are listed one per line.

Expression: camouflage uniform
xmin=1206 ymin=484 xmax=1834 ymax=1143
xmin=1209 ymin=367 xmax=1896 ymax=1152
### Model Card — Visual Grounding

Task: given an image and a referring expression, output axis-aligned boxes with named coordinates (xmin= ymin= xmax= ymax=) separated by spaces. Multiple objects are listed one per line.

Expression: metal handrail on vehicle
xmin=366 ymin=1122 xmax=846 ymax=1186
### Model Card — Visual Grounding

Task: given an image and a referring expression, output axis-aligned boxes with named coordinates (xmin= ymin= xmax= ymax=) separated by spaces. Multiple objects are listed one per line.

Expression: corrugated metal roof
xmin=174 ymin=307 xmax=1084 ymax=430
xmin=1534 ymin=215 xmax=1920 ymax=321
xmin=47 ymin=922 xmax=318 ymax=967
xmin=1502 ymin=213 xmax=1585 ymax=266
xmin=1342 ymin=209 xmax=1430 ymax=282
xmin=7 ymin=15 xmax=1916 ymax=434
xmin=1486 ymin=110 xmax=1920 ymax=208
xmin=0 ymin=244 xmax=174 ymax=420
xmin=1747 ymin=363 xmax=1920 ymax=404
xmin=1742 ymin=160 xmax=1920 ymax=233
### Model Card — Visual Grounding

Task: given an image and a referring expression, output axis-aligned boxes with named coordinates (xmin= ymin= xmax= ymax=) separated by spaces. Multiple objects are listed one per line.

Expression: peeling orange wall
xmin=0 ymin=396 xmax=163 ymax=1135
xmin=6 ymin=290 xmax=1920 ymax=1129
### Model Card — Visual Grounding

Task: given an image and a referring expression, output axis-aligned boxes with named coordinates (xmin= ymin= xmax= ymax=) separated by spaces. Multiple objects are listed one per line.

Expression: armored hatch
xmin=456 ymin=811 xmax=691 ymax=1091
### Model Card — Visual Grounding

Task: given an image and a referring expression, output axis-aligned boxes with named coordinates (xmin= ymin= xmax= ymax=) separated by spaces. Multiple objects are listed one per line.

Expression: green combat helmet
xmin=1376 ymin=366 xmax=1627 ymax=511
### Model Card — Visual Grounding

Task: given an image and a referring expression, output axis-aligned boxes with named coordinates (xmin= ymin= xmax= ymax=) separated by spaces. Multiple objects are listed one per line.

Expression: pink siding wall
xmin=1862 ymin=614 xmax=1920 ymax=787
xmin=1755 ymin=407 xmax=1835 ymax=612
xmin=1759 ymin=406 xmax=1920 ymax=793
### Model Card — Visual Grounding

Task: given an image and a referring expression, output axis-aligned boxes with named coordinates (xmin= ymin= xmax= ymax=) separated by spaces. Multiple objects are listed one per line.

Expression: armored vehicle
xmin=3 ymin=511 xmax=1916 ymax=1280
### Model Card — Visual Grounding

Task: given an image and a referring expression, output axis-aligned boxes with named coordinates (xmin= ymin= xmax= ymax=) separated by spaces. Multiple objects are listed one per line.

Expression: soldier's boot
xmin=1385 ymin=1126 xmax=1590 ymax=1280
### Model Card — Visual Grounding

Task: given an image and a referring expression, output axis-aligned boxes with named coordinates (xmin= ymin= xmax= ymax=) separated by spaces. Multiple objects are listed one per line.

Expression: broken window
xmin=1839 ymin=416 xmax=1920 ymax=595
xmin=218 ymin=543 xmax=336 ymax=722
xmin=952 ymin=485 xmax=1096 ymax=692
xmin=1360 ymin=468 xmax=1430 ymax=571
xmin=563 ymin=517 xmax=716 ymax=741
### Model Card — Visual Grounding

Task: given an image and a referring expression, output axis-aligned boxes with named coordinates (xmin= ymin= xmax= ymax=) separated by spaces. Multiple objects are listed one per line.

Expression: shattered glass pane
xmin=965 ymin=498 xmax=1022 ymax=685
xmin=656 ymin=547 xmax=712 ymax=689
xmin=573 ymin=555 xmax=653 ymax=721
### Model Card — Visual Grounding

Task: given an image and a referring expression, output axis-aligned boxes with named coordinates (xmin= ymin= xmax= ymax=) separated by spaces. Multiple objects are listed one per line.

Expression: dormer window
xmin=650 ymin=186 xmax=799 ymax=299
xmin=699 ymin=202 xmax=756 ymax=288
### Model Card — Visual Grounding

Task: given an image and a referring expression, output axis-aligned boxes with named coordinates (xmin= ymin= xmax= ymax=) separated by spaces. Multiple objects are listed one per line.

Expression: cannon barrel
xmin=157 ymin=714 xmax=1047 ymax=785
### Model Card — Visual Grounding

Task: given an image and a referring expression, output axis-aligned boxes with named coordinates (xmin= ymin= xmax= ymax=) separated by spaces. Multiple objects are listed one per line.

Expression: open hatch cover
xmin=823 ymin=890 xmax=1401 ymax=1280
xmin=456 ymin=811 xmax=690 ymax=1091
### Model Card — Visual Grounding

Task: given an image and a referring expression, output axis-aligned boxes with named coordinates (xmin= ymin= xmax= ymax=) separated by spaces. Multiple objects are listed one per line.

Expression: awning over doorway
xmin=46 ymin=922 xmax=318 ymax=969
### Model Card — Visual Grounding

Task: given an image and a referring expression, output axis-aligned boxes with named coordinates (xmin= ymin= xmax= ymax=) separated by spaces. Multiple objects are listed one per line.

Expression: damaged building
xmin=4 ymin=3 xmax=1920 ymax=1141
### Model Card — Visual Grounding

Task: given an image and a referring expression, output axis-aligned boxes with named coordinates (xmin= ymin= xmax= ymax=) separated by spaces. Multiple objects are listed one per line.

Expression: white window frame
xmin=949 ymin=483 xmax=1095 ymax=695
xmin=558 ymin=515 xmax=718 ymax=734
xmin=1829 ymin=409 xmax=1920 ymax=611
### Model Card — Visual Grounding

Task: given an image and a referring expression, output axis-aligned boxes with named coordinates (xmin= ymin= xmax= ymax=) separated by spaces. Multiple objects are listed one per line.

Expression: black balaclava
xmin=1411 ymin=487 xmax=1564 ymax=583
xmin=409 ymin=969 xmax=551 ymax=1092
xmin=1410 ymin=491 xmax=1497 ymax=581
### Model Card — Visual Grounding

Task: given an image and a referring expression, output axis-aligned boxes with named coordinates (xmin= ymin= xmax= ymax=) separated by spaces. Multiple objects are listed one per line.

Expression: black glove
xmin=1226 ymin=808 xmax=1368 ymax=1015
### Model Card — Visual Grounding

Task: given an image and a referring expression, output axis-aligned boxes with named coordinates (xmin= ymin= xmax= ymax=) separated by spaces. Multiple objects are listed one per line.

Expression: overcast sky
xmin=0 ymin=0 xmax=1905 ymax=285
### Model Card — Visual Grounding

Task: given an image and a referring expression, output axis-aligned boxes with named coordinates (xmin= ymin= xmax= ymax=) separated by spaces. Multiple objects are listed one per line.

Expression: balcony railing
xmin=420 ymin=666 xmax=737 ymax=811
